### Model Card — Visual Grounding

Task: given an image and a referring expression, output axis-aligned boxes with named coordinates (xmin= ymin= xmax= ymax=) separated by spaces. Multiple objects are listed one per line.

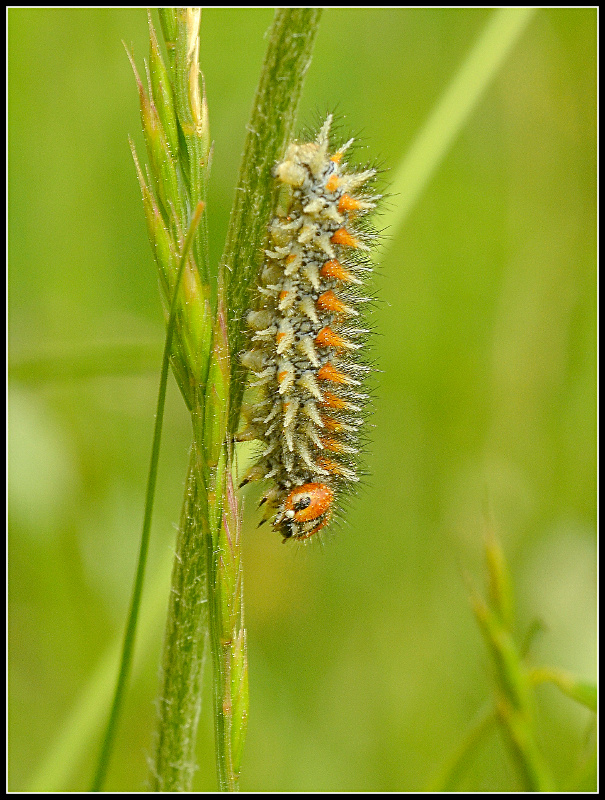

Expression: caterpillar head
xmin=275 ymin=483 xmax=334 ymax=542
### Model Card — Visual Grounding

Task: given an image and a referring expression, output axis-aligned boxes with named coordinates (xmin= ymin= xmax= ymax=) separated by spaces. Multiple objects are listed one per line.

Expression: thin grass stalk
xmin=527 ymin=667 xmax=597 ymax=712
xmin=471 ymin=533 xmax=554 ymax=791
xmin=146 ymin=8 xmax=322 ymax=791
xmin=430 ymin=526 xmax=596 ymax=791
xmin=207 ymin=466 xmax=248 ymax=790
xmin=150 ymin=442 xmax=211 ymax=792
xmin=90 ymin=198 xmax=205 ymax=792
xmin=126 ymin=8 xmax=214 ymax=790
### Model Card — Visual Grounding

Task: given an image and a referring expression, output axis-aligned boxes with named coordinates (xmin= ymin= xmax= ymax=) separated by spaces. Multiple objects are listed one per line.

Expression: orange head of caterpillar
xmin=274 ymin=483 xmax=334 ymax=542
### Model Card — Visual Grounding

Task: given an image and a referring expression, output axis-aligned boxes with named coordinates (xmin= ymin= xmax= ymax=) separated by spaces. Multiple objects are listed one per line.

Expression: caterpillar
xmin=240 ymin=114 xmax=380 ymax=542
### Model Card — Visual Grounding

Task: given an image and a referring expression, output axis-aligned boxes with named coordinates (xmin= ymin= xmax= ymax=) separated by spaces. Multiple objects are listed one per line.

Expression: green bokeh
xmin=8 ymin=8 xmax=596 ymax=792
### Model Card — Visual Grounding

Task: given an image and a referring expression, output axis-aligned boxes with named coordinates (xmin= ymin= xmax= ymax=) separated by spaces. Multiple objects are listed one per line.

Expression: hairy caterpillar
xmin=240 ymin=115 xmax=380 ymax=541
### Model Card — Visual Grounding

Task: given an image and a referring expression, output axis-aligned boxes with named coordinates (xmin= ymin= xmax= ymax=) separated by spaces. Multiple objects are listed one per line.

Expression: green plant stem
xmin=150 ymin=443 xmax=211 ymax=791
xmin=529 ymin=667 xmax=597 ymax=712
xmin=139 ymin=8 xmax=246 ymax=791
xmin=471 ymin=533 xmax=555 ymax=792
xmin=206 ymin=463 xmax=248 ymax=791
xmin=91 ymin=202 xmax=205 ymax=792
xmin=222 ymin=7 xmax=322 ymax=434
xmin=150 ymin=296 xmax=235 ymax=792
xmin=193 ymin=10 xmax=321 ymax=791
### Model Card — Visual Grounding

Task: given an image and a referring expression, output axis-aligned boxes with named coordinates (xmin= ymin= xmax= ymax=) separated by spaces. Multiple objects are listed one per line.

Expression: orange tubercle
xmin=315 ymin=326 xmax=347 ymax=349
xmin=325 ymin=173 xmax=340 ymax=192
xmin=316 ymin=290 xmax=348 ymax=314
xmin=338 ymin=193 xmax=365 ymax=213
xmin=320 ymin=391 xmax=348 ymax=410
xmin=320 ymin=259 xmax=357 ymax=284
xmin=320 ymin=437 xmax=345 ymax=453
xmin=321 ymin=415 xmax=346 ymax=433
xmin=317 ymin=457 xmax=347 ymax=476
xmin=331 ymin=227 xmax=359 ymax=248
xmin=317 ymin=362 xmax=351 ymax=384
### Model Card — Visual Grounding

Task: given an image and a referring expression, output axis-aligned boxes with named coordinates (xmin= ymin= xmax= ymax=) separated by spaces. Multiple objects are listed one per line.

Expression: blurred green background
xmin=8 ymin=8 xmax=596 ymax=792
